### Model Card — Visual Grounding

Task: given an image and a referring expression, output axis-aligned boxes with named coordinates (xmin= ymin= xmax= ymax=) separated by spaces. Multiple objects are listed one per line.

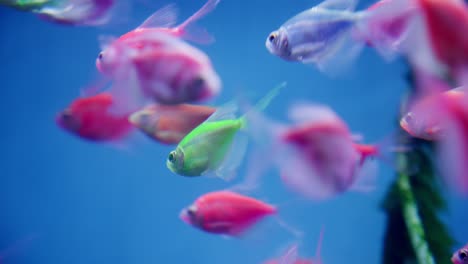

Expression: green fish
xmin=166 ymin=82 xmax=285 ymax=180
xmin=1 ymin=0 xmax=52 ymax=11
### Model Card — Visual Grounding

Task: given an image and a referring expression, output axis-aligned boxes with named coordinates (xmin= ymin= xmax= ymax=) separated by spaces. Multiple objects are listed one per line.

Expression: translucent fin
xmin=98 ymin=35 xmax=117 ymax=51
xmin=317 ymin=0 xmax=358 ymax=11
xmin=309 ymin=29 xmax=365 ymax=76
xmin=241 ymin=82 xmax=286 ymax=128
xmin=279 ymin=244 xmax=299 ymax=264
xmin=137 ymin=4 xmax=178 ymax=29
xmin=288 ymin=102 xmax=341 ymax=125
xmin=314 ymin=227 xmax=325 ymax=263
xmin=349 ymin=158 xmax=378 ymax=193
xmin=175 ymin=0 xmax=220 ymax=44
xmin=357 ymin=0 xmax=418 ymax=61
xmin=437 ymin=117 xmax=468 ymax=194
xmin=203 ymin=101 xmax=239 ymax=123
xmin=212 ymin=131 xmax=249 ymax=181
xmin=106 ymin=62 xmax=147 ymax=115
xmin=79 ymin=78 xmax=111 ymax=97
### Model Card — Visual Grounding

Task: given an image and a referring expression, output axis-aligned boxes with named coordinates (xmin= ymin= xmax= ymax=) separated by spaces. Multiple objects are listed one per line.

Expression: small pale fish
xmin=244 ymin=102 xmax=383 ymax=200
xmin=166 ymin=83 xmax=284 ymax=180
xmin=56 ymin=92 xmax=134 ymax=142
xmin=96 ymin=31 xmax=221 ymax=113
xmin=179 ymin=190 xmax=276 ymax=237
xmin=452 ymin=243 xmax=468 ymax=264
xmin=265 ymin=0 xmax=417 ymax=73
xmin=35 ymin=0 xmax=117 ymax=26
xmin=129 ymin=103 xmax=216 ymax=145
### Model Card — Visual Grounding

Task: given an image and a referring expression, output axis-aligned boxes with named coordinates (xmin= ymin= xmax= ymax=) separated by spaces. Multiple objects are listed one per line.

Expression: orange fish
xmin=129 ymin=104 xmax=216 ymax=145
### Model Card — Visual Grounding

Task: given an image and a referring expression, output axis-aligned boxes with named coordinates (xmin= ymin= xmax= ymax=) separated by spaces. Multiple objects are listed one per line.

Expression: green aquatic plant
xmin=381 ymin=70 xmax=456 ymax=264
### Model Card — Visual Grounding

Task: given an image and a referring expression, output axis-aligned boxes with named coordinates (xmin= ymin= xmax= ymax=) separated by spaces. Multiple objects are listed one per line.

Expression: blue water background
xmin=0 ymin=0 xmax=467 ymax=263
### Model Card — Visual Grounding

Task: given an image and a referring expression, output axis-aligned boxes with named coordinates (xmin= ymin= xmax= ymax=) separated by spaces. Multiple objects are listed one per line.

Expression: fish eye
xmin=98 ymin=52 xmax=103 ymax=60
xmin=268 ymin=33 xmax=277 ymax=42
xmin=460 ymin=250 xmax=467 ymax=260
xmin=168 ymin=151 xmax=176 ymax=163
xmin=187 ymin=205 xmax=197 ymax=216
xmin=61 ymin=109 xmax=73 ymax=120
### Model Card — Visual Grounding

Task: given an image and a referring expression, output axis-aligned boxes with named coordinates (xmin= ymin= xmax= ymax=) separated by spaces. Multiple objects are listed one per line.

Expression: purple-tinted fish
xmin=265 ymin=0 xmax=416 ymax=72
xmin=244 ymin=102 xmax=383 ymax=200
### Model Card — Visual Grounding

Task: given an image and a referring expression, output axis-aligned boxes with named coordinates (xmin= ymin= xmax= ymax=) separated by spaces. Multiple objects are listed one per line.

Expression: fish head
xmin=266 ymin=27 xmax=291 ymax=59
xmin=166 ymin=147 xmax=185 ymax=174
xmin=400 ymin=111 xmax=441 ymax=140
xmin=179 ymin=204 xmax=203 ymax=229
xmin=129 ymin=109 xmax=158 ymax=136
xmin=452 ymin=248 xmax=468 ymax=264
xmin=56 ymin=108 xmax=82 ymax=133
xmin=96 ymin=40 xmax=135 ymax=77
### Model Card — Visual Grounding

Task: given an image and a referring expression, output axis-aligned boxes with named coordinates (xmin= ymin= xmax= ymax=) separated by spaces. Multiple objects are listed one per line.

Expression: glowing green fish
xmin=166 ymin=82 xmax=285 ymax=180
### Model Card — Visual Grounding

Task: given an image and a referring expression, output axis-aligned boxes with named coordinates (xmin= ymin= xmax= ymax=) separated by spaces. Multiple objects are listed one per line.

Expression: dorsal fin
xmin=317 ymin=0 xmax=358 ymax=11
xmin=137 ymin=4 xmax=178 ymax=29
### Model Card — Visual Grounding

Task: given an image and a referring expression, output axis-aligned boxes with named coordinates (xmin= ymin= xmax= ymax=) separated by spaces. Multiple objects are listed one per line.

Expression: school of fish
xmin=3 ymin=0 xmax=468 ymax=262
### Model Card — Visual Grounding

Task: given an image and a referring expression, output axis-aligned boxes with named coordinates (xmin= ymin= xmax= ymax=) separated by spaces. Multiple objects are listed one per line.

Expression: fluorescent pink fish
xmin=400 ymin=72 xmax=468 ymax=193
xmin=56 ymin=92 xmax=134 ymax=142
xmin=96 ymin=30 xmax=221 ymax=113
xmin=179 ymin=190 xmax=277 ymax=237
xmin=416 ymin=0 xmax=468 ymax=81
xmin=245 ymin=103 xmax=381 ymax=200
xmin=452 ymin=243 xmax=468 ymax=264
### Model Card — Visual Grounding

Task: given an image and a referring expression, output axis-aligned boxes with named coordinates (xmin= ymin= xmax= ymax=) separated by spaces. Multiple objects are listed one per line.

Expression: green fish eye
xmin=168 ymin=151 xmax=176 ymax=163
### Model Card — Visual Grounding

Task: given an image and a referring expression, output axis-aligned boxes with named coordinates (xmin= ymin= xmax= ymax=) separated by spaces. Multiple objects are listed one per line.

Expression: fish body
xmin=166 ymin=83 xmax=284 ymax=180
xmin=179 ymin=191 xmax=276 ymax=236
xmin=167 ymin=118 xmax=244 ymax=176
xmin=56 ymin=93 xmax=133 ymax=141
xmin=265 ymin=0 xmax=363 ymax=69
xmin=129 ymin=104 xmax=215 ymax=145
xmin=96 ymin=31 xmax=221 ymax=112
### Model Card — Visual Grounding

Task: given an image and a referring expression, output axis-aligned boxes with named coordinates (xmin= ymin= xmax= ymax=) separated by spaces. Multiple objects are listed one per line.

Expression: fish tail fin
xmin=239 ymin=81 xmax=286 ymax=129
xmin=176 ymin=0 xmax=220 ymax=44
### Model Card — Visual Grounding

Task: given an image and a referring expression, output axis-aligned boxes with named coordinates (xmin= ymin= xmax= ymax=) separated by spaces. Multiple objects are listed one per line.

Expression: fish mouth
xmin=179 ymin=209 xmax=191 ymax=225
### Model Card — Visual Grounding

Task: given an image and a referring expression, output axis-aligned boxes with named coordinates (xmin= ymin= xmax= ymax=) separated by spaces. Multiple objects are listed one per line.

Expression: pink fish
xmin=56 ymin=92 xmax=134 ymax=142
xmin=416 ymin=0 xmax=468 ymax=81
xmin=96 ymin=30 xmax=221 ymax=113
xmin=36 ymin=0 xmax=117 ymax=26
xmin=400 ymin=87 xmax=466 ymax=140
xmin=245 ymin=103 xmax=382 ymax=200
xmin=452 ymin=243 xmax=468 ymax=264
xmin=179 ymin=190 xmax=277 ymax=237
xmin=129 ymin=103 xmax=216 ymax=145
xmin=400 ymin=72 xmax=468 ymax=193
